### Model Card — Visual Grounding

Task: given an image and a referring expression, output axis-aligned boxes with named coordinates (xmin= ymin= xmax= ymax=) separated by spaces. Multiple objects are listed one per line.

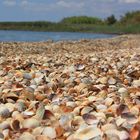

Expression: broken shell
xmin=42 ymin=127 xmax=56 ymax=139
xmin=22 ymin=118 xmax=40 ymax=128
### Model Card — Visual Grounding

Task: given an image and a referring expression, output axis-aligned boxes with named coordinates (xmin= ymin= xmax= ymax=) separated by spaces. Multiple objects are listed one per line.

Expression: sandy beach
xmin=0 ymin=35 xmax=140 ymax=139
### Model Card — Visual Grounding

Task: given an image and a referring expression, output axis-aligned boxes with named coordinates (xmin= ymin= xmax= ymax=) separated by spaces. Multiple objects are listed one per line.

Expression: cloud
xmin=21 ymin=0 xmax=28 ymax=6
xmin=3 ymin=0 xmax=16 ymax=6
xmin=119 ymin=0 xmax=140 ymax=3
xmin=1 ymin=0 xmax=140 ymax=21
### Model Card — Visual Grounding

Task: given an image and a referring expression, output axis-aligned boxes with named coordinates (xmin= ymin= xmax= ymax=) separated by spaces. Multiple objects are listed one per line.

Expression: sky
xmin=0 ymin=0 xmax=140 ymax=21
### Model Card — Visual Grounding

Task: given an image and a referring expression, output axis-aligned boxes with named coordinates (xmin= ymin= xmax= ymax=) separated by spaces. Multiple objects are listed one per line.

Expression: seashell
xmin=66 ymin=101 xmax=77 ymax=108
xmin=22 ymin=110 xmax=35 ymax=117
xmin=0 ymin=121 xmax=10 ymax=130
xmin=34 ymin=104 xmax=45 ymax=120
xmin=42 ymin=127 xmax=56 ymax=139
xmin=0 ymin=132 xmax=4 ymax=139
xmin=108 ymin=77 xmax=117 ymax=85
xmin=116 ymin=104 xmax=129 ymax=116
xmin=5 ymin=92 xmax=19 ymax=102
xmin=24 ymin=90 xmax=35 ymax=101
xmin=23 ymin=73 xmax=33 ymax=80
xmin=130 ymin=124 xmax=140 ymax=140
xmin=55 ymin=125 xmax=64 ymax=138
xmin=96 ymin=104 xmax=107 ymax=112
xmin=19 ymin=132 xmax=35 ymax=140
xmin=118 ymin=87 xmax=128 ymax=98
xmin=74 ymin=83 xmax=87 ymax=92
xmin=133 ymin=80 xmax=140 ymax=88
xmin=116 ymin=117 xmax=126 ymax=127
xmin=22 ymin=118 xmax=40 ymax=128
xmin=82 ymin=113 xmax=99 ymax=125
xmin=16 ymin=100 xmax=26 ymax=112
xmin=119 ymin=130 xmax=130 ymax=140
xmin=11 ymin=119 xmax=21 ymax=131
xmin=130 ymin=106 xmax=139 ymax=116
xmin=73 ymin=126 xmax=101 ymax=140
xmin=88 ymin=96 xmax=97 ymax=102
xmin=121 ymin=113 xmax=138 ymax=124
xmin=127 ymin=69 xmax=140 ymax=78
xmin=2 ymin=129 xmax=10 ymax=139
xmin=98 ymin=77 xmax=108 ymax=84
xmin=0 ymin=78 xmax=4 ymax=84
xmin=36 ymin=135 xmax=51 ymax=140
xmin=71 ymin=116 xmax=85 ymax=130
xmin=75 ymin=64 xmax=85 ymax=71
xmin=81 ymin=106 xmax=93 ymax=115
xmin=59 ymin=114 xmax=73 ymax=130
xmin=32 ymin=127 xmax=44 ymax=136
xmin=5 ymin=103 xmax=15 ymax=113
xmin=105 ymin=98 xmax=114 ymax=106
xmin=0 ymin=105 xmax=10 ymax=118
xmin=102 ymin=123 xmax=117 ymax=132
xmin=91 ymin=57 xmax=99 ymax=63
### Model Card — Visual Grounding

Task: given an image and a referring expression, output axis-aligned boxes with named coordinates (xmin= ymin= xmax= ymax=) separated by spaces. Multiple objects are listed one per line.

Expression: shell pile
xmin=0 ymin=35 xmax=140 ymax=140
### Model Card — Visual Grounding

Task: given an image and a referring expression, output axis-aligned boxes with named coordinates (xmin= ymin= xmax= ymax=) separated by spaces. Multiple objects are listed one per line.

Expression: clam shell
xmin=0 ymin=105 xmax=10 ymax=118
xmin=42 ymin=127 xmax=56 ymax=139
xmin=22 ymin=118 xmax=40 ymax=128
xmin=19 ymin=132 xmax=35 ymax=140
xmin=73 ymin=126 xmax=101 ymax=140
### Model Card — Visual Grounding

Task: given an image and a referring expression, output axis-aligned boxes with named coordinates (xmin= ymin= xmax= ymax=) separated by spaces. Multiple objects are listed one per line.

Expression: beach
xmin=0 ymin=35 xmax=140 ymax=139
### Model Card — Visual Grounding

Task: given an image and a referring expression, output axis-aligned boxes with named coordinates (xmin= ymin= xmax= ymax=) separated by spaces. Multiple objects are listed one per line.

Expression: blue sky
xmin=0 ymin=0 xmax=140 ymax=21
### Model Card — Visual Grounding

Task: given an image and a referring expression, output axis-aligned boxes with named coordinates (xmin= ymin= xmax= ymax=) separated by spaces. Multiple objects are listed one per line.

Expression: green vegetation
xmin=0 ymin=11 xmax=140 ymax=34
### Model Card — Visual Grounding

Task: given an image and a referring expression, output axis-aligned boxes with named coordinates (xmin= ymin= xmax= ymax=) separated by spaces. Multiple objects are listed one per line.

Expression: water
xmin=0 ymin=30 xmax=116 ymax=42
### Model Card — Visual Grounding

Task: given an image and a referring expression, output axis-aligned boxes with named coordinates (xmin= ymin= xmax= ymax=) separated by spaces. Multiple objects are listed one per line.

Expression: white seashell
xmin=19 ymin=132 xmax=35 ymax=140
xmin=105 ymin=98 xmax=114 ymax=106
xmin=42 ymin=127 xmax=56 ymax=139
xmin=132 ymin=80 xmax=140 ymax=87
xmin=96 ymin=104 xmax=107 ymax=112
xmin=73 ymin=126 xmax=101 ymax=140
xmin=102 ymin=123 xmax=117 ymax=132
xmin=118 ymin=87 xmax=128 ymax=98
xmin=0 ymin=121 xmax=10 ymax=130
xmin=22 ymin=111 xmax=35 ymax=117
xmin=108 ymin=77 xmax=117 ymax=85
xmin=66 ymin=101 xmax=77 ymax=108
xmin=98 ymin=77 xmax=108 ymax=84
xmin=5 ymin=103 xmax=15 ymax=113
xmin=32 ymin=127 xmax=44 ymax=136
xmin=23 ymin=118 xmax=40 ymax=128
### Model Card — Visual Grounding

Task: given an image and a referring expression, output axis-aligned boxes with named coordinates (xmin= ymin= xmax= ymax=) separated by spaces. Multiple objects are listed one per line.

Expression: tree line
xmin=0 ymin=10 xmax=139 ymax=34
